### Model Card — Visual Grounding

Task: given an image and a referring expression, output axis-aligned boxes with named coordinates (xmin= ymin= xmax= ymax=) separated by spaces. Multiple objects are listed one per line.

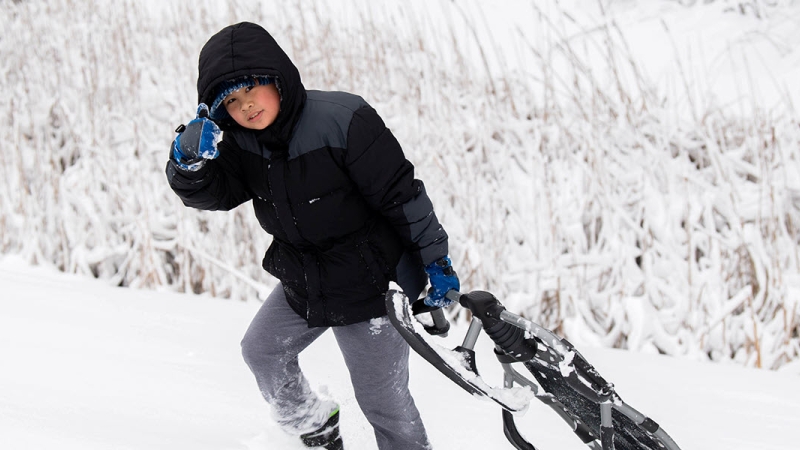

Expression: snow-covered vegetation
xmin=2 ymin=0 xmax=799 ymax=371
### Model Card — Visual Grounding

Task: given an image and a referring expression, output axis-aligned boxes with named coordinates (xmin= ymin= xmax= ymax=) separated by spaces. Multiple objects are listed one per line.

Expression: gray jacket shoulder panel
xmin=288 ymin=90 xmax=368 ymax=159
xmin=223 ymin=90 xmax=369 ymax=160
xmin=224 ymin=130 xmax=263 ymax=158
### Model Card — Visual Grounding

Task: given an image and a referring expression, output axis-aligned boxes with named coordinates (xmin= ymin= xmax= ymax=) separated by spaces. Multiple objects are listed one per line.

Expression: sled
xmin=386 ymin=289 xmax=682 ymax=450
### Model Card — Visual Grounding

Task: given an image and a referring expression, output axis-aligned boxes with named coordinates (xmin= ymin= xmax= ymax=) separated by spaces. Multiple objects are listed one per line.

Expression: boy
xmin=166 ymin=22 xmax=459 ymax=450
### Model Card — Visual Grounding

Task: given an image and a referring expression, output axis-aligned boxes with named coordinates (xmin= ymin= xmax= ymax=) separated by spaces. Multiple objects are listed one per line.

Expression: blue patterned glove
xmin=423 ymin=256 xmax=460 ymax=308
xmin=171 ymin=104 xmax=221 ymax=171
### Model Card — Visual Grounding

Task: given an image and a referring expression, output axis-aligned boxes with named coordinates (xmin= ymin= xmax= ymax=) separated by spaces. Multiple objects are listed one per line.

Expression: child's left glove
xmin=170 ymin=104 xmax=221 ymax=171
xmin=423 ymin=256 xmax=460 ymax=308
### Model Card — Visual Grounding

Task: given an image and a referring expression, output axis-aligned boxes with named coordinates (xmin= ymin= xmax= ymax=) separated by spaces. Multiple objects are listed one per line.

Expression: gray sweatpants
xmin=241 ymin=258 xmax=431 ymax=449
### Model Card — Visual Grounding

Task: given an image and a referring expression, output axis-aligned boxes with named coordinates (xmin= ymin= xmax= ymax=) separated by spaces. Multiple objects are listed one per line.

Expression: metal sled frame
xmin=396 ymin=290 xmax=682 ymax=450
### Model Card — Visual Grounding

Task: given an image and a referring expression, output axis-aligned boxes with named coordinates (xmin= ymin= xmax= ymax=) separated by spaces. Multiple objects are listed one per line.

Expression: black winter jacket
xmin=166 ymin=22 xmax=449 ymax=326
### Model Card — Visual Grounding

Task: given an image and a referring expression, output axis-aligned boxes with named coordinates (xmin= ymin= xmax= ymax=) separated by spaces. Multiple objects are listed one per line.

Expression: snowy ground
xmin=2 ymin=257 xmax=799 ymax=450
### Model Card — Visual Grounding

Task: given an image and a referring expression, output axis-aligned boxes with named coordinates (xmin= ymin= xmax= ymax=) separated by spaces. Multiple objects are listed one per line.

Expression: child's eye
xmin=245 ymin=86 xmax=253 ymax=92
xmin=226 ymin=97 xmax=236 ymax=105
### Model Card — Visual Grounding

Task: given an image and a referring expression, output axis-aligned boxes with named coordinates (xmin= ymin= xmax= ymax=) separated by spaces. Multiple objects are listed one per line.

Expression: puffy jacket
xmin=166 ymin=22 xmax=448 ymax=326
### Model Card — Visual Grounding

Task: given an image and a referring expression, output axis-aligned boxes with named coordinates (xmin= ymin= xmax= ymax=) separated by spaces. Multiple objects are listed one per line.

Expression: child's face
xmin=222 ymin=81 xmax=281 ymax=130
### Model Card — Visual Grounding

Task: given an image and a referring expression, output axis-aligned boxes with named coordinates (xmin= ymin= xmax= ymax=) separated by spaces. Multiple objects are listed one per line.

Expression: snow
xmin=368 ymin=316 xmax=390 ymax=335
xmin=2 ymin=0 xmax=800 ymax=446
xmin=2 ymin=257 xmax=800 ymax=450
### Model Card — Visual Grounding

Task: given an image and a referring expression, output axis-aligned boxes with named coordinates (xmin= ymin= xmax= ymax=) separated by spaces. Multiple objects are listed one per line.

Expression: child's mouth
xmin=248 ymin=110 xmax=262 ymax=121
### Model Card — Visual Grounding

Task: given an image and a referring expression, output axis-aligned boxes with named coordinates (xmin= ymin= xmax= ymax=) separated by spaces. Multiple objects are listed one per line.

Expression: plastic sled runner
xmin=385 ymin=289 xmax=683 ymax=450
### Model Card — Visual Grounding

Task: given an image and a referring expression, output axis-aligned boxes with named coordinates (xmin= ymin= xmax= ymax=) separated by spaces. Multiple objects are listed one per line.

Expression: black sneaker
xmin=300 ymin=408 xmax=344 ymax=450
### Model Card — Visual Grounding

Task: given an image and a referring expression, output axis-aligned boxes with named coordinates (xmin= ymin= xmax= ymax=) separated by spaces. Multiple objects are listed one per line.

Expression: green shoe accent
xmin=300 ymin=408 xmax=343 ymax=449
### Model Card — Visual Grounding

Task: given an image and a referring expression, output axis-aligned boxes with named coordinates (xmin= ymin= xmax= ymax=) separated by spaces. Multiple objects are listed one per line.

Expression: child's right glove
xmin=170 ymin=104 xmax=221 ymax=171
xmin=423 ymin=256 xmax=460 ymax=308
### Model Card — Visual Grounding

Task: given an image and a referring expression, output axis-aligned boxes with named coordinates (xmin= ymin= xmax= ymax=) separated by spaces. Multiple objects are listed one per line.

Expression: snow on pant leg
xmin=240 ymin=284 xmax=334 ymax=435
xmin=332 ymin=317 xmax=432 ymax=450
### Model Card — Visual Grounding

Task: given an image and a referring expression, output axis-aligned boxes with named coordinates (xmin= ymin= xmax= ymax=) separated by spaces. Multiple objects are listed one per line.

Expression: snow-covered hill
xmin=2 ymin=257 xmax=798 ymax=449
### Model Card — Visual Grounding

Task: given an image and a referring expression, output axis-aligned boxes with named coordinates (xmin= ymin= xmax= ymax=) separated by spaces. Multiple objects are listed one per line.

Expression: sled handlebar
xmin=450 ymin=289 xmax=615 ymax=399
xmin=418 ymin=290 xmax=583 ymax=363
xmin=445 ymin=289 xmax=569 ymax=355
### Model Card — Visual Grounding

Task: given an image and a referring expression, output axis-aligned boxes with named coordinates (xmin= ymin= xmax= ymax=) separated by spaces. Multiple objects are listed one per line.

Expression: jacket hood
xmin=197 ymin=22 xmax=306 ymax=149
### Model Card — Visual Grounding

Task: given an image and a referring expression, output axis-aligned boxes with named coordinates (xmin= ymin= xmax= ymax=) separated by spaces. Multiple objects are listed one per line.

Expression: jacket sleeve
xmin=344 ymin=105 xmax=448 ymax=265
xmin=165 ymin=138 xmax=252 ymax=211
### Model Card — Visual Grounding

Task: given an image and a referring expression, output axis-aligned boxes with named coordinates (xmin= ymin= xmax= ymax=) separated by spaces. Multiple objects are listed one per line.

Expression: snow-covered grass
xmin=1 ymin=0 xmax=799 ymax=371
xmin=2 ymin=257 xmax=800 ymax=449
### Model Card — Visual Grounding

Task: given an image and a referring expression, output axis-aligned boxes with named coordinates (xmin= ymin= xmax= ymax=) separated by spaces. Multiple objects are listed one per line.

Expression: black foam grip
xmin=575 ymin=422 xmax=596 ymax=444
xmin=600 ymin=425 xmax=615 ymax=449
xmin=485 ymin=320 xmax=537 ymax=362
xmin=641 ymin=417 xmax=660 ymax=434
